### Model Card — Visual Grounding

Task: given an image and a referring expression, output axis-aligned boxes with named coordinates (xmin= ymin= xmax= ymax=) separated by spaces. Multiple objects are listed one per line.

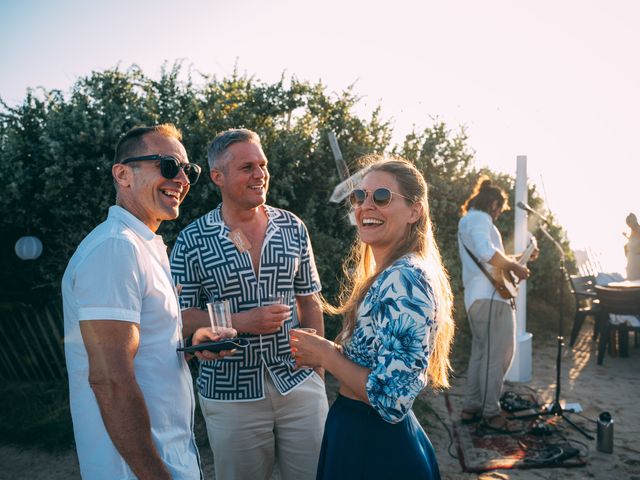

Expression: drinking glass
xmin=291 ymin=327 xmax=317 ymax=335
xmin=206 ymin=300 xmax=232 ymax=333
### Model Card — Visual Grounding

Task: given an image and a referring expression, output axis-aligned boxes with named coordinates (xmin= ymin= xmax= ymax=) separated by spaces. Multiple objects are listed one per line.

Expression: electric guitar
xmin=494 ymin=237 xmax=538 ymax=300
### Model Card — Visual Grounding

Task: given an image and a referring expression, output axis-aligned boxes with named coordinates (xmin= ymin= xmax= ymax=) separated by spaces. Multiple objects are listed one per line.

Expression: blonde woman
xmin=290 ymin=156 xmax=454 ymax=479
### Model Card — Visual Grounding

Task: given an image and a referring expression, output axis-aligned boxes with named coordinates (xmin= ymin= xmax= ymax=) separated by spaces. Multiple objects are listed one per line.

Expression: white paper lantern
xmin=15 ymin=236 xmax=43 ymax=260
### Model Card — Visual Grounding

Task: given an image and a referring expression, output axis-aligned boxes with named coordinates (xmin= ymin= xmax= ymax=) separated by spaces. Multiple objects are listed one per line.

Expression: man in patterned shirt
xmin=170 ymin=128 xmax=328 ymax=480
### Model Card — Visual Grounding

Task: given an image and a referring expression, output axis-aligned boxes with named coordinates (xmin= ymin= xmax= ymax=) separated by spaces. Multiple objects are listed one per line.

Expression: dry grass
xmin=0 ymin=381 xmax=74 ymax=451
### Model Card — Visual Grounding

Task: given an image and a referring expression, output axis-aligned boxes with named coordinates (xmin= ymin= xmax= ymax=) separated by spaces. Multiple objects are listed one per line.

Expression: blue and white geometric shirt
xmin=342 ymin=254 xmax=438 ymax=423
xmin=170 ymin=204 xmax=322 ymax=401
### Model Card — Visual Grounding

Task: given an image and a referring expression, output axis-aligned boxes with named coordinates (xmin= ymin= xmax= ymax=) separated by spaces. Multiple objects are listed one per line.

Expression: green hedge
xmin=0 ymin=63 xmax=574 ymax=341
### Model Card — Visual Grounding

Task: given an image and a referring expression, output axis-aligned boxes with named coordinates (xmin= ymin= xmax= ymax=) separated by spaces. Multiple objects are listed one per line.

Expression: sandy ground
xmin=1 ymin=318 xmax=639 ymax=479
xmin=424 ymin=319 xmax=640 ymax=480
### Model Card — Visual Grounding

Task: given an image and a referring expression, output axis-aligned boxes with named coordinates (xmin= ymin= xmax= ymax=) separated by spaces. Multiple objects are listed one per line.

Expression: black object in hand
xmin=177 ymin=338 xmax=249 ymax=353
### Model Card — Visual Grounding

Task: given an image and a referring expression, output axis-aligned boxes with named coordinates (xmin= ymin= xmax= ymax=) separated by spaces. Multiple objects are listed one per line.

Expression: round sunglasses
xmin=119 ymin=154 xmax=201 ymax=185
xmin=349 ymin=188 xmax=412 ymax=208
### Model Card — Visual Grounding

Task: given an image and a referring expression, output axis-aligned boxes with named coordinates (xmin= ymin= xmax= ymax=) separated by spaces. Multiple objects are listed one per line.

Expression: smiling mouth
xmin=161 ymin=189 xmax=181 ymax=201
xmin=361 ymin=218 xmax=384 ymax=226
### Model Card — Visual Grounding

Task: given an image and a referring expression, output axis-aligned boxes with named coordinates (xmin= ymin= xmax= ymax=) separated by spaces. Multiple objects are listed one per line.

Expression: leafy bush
xmin=0 ymin=63 xmax=573 ymax=340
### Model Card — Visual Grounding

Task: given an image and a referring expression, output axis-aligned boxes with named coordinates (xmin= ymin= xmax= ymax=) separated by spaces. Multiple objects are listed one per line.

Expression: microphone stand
xmin=537 ymin=223 xmax=593 ymax=440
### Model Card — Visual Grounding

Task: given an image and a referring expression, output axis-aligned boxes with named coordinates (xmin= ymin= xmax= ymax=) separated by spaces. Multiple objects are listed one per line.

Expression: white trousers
xmin=199 ymin=371 xmax=328 ymax=480
xmin=462 ymin=299 xmax=515 ymax=417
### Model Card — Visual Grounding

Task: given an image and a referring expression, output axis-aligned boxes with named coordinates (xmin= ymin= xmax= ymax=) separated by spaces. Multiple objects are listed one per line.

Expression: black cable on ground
xmin=566 ymin=410 xmax=597 ymax=426
xmin=430 ymin=405 xmax=458 ymax=459
xmin=542 ymin=429 xmax=590 ymax=460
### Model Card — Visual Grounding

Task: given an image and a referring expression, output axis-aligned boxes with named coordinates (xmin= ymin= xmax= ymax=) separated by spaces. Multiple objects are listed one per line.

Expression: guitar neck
xmin=518 ymin=240 xmax=536 ymax=266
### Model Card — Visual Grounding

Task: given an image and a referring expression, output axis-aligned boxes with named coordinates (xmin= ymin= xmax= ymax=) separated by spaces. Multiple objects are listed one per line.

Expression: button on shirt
xmin=458 ymin=209 xmax=510 ymax=310
xmin=62 ymin=206 xmax=200 ymax=480
xmin=170 ymin=205 xmax=322 ymax=401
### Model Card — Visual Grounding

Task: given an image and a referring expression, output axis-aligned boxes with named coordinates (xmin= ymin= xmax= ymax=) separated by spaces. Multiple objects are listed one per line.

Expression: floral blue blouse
xmin=343 ymin=254 xmax=437 ymax=424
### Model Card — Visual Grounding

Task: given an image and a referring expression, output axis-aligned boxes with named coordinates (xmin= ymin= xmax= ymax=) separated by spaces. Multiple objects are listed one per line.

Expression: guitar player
xmin=457 ymin=176 xmax=538 ymax=433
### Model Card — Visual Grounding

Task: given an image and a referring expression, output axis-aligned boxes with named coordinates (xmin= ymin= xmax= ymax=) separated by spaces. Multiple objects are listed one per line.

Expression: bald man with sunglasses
xmin=62 ymin=124 xmax=234 ymax=479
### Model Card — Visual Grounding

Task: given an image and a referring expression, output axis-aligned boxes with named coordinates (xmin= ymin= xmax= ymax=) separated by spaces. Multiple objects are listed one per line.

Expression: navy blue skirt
xmin=316 ymin=395 xmax=440 ymax=480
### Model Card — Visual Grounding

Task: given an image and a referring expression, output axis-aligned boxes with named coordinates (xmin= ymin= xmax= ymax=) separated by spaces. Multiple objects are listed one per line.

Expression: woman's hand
xmin=289 ymin=329 xmax=336 ymax=370
xmin=192 ymin=326 xmax=238 ymax=362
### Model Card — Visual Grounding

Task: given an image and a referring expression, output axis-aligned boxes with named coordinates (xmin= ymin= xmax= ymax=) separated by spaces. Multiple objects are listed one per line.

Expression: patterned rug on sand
xmin=444 ymin=393 xmax=588 ymax=473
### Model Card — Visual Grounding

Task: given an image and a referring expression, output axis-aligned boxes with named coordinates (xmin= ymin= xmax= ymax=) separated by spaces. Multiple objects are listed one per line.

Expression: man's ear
xmin=112 ymin=164 xmax=132 ymax=188
xmin=210 ymin=168 xmax=224 ymax=188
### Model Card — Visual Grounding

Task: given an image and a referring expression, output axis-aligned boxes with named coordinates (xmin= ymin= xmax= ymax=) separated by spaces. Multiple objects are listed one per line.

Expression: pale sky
xmin=2 ymin=0 xmax=637 ymax=273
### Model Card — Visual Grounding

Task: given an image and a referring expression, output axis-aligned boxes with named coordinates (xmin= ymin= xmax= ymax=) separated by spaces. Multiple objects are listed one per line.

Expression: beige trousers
xmin=463 ymin=298 xmax=516 ymax=417
xmin=199 ymin=371 xmax=328 ymax=480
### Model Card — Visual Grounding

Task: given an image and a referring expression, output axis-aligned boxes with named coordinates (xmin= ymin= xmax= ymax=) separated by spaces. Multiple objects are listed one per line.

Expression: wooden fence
xmin=0 ymin=301 xmax=66 ymax=381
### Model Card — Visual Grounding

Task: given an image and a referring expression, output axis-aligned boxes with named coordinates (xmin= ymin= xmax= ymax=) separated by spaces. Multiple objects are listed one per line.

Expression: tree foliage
xmin=0 ymin=63 xmax=573 ymax=336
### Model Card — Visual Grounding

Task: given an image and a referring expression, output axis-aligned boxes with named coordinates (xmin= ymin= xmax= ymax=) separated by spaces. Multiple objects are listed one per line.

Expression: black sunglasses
xmin=119 ymin=155 xmax=201 ymax=185
xmin=349 ymin=188 xmax=412 ymax=208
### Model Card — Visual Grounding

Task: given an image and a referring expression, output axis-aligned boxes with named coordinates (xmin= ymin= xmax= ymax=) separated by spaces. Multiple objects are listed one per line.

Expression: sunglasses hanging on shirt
xmin=119 ymin=154 xmax=202 ymax=185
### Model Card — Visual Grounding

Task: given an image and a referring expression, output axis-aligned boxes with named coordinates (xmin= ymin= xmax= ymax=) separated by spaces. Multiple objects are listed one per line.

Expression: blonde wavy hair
xmin=327 ymin=155 xmax=455 ymax=389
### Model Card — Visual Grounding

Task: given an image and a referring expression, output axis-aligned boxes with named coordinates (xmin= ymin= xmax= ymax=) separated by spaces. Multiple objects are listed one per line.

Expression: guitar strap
xmin=461 ymin=243 xmax=500 ymax=288
xmin=460 ymin=236 xmax=515 ymax=307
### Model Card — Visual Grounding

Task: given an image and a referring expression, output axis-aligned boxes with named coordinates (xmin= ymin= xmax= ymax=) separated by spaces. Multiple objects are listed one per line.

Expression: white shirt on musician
xmin=458 ymin=208 xmax=510 ymax=310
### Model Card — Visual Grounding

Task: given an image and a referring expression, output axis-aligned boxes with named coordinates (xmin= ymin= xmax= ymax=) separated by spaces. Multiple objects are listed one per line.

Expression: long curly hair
xmin=460 ymin=175 xmax=509 ymax=216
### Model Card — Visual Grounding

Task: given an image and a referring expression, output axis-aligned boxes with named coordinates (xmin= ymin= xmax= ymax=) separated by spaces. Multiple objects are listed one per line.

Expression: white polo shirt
xmin=62 ymin=206 xmax=200 ymax=480
xmin=458 ymin=208 xmax=510 ymax=310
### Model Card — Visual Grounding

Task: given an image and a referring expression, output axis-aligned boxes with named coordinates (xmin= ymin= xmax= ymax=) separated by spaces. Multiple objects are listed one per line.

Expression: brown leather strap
xmin=461 ymin=243 xmax=505 ymax=294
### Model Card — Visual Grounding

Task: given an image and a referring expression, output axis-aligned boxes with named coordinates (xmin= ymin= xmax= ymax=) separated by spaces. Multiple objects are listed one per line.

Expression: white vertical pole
xmin=514 ymin=156 xmax=528 ymax=338
xmin=506 ymin=155 xmax=533 ymax=382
